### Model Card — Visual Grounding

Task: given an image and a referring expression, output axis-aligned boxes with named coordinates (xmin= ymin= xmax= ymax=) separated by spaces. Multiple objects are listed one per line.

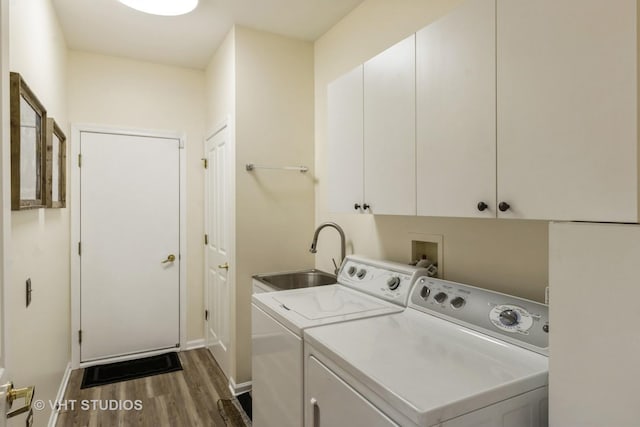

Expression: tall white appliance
xmin=549 ymin=222 xmax=640 ymax=427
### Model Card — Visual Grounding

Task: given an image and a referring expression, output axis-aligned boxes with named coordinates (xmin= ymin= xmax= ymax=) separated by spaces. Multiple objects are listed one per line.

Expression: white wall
xmin=8 ymin=0 xmax=69 ymax=425
xmin=205 ymin=26 xmax=315 ymax=385
xmin=67 ymin=52 xmax=207 ymax=341
xmin=206 ymin=29 xmax=236 ymax=131
xmin=234 ymin=26 xmax=315 ymax=383
xmin=314 ymin=0 xmax=549 ymax=302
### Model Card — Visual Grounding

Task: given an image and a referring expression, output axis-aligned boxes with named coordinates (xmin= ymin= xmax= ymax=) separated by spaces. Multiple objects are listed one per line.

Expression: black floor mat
xmin=236 ymin=392 xmax=252 ymax=420
xmin=81 ymin=352 xmax=183 ymax=389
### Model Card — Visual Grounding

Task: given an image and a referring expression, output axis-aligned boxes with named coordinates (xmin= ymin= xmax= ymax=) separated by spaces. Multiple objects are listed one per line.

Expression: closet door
xmin=363 ymin=35 xmax=416 ymax=216
xmin=416 ymin=0 xmax=496 ymax=218
xmin=497 ymin=0 xmax=637 ymax=221
xmin=327 ymin=66 xmax=364 ymax=213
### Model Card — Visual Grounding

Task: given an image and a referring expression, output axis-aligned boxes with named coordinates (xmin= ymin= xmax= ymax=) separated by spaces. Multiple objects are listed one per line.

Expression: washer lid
xmin=305 ymin=308 xmax=549 ymax=426
xmin=252 ymin=285 xmax=403 ymax=335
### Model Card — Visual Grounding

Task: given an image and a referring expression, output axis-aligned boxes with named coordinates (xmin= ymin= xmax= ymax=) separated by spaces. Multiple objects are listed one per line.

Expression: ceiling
xmin=52 ymin=0 xmax=364 ymax=69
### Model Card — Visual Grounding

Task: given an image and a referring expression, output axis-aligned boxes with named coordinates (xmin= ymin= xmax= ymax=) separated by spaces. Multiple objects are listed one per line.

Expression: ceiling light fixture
xmin=118 ymin=0 xmax=198 ymax=16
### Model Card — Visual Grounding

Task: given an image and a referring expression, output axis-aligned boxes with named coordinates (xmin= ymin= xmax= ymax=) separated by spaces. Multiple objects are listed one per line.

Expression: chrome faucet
xmin=309 ymin=222 xmax=346 ymax=275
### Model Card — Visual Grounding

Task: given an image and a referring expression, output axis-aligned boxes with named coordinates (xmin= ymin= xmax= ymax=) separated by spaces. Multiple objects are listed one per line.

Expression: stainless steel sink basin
xmin=253 ymin=269 xmax=337 ymax=291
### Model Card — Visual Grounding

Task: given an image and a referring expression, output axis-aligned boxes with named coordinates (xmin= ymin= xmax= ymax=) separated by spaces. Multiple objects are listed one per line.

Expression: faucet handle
xmin=332 ymin=258 xmax=339 ymax=275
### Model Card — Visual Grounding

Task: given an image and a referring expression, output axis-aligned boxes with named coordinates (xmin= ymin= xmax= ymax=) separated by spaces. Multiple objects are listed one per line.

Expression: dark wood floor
xmin=56 ymin=348 xmax=238 ymax=427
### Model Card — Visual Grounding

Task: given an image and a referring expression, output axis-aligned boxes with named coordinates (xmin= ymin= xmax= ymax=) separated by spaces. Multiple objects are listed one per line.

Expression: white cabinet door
xmin=327 ymin=66 xmax=364 ymax=213
xmin=497 ymin=0 xmax=637 ymax=221
xmin=364 ymin=35 xmax=416 ymax=216
xmin=305 ymin=356 xmax=399 ymax=427
xmin=416 ymin=0 xmax=496 ymax=218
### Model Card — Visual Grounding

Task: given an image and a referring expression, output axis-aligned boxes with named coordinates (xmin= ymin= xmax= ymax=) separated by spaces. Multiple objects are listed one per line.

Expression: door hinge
xmin=204 ymin=234 xmax=208 ymax=245
xmin=78 ymin=242 xmax=81 ymax=256
xmin=78 ymin=154 xmax=82 ymax=167
xmin=205 ymin=309 xmax=209 ymax=321
xmin=78 ymin=330 xmax=82 ymax=344
xmin=202 ymin=158 xmax=208 ymax=169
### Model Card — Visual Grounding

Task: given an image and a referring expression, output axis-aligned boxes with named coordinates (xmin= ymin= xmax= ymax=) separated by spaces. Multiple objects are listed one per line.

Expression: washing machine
xmin=304 ymin=276 xmax=550 ymax=427
xmin=251 ymin=255 xmax=428 ymax=427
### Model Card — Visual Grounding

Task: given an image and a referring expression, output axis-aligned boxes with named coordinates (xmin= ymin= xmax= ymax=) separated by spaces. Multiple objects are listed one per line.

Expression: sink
xmin=253 ymin=269 xmax=337 ymax=292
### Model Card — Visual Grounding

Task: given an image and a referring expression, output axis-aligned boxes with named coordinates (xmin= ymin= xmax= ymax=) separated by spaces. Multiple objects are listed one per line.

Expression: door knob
xmin=161 ymin=254 xmax=176 ymax=263
xmin=477 ymin=201 xmax=488 ymax=211
xmin=4 ymin=382 xmax=35 ymax=418
xmin=218 ymin=262 xmax=229 ymax=269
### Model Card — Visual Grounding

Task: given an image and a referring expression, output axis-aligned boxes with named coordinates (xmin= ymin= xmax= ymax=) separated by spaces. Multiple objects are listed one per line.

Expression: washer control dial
xmin=489 ymin=305 xmax=534 ymax=334
xmin=434 ymin=292 xmax=448 ymax=304
xmin=499 ymin=309 xmax=518 ymax=326
xmin=450 ymin=296 xmax=466 ymax=309
xmin=419 ymin=286 xmax=431 ymax=300
xmin=387 ymin=276 xmax=401 ymax=290
xmin=347 ymin=266 xmax=357 ymax=277
xmin=356 ymin=269 xmax=367 ymax=279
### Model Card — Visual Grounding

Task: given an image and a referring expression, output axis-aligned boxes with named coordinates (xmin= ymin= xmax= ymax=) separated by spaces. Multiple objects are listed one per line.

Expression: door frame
xmin=0 ymin=0 xmax=10 ymax=398
xmin=70 ymin=124 xmax=187 ymax=368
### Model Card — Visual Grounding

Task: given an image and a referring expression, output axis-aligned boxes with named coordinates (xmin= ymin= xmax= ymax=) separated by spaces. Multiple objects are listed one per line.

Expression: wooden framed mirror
xmin=10 ymin=72 xmax=47 ymax=210
xmin=46 ymin=118 xmax=66 ymax=208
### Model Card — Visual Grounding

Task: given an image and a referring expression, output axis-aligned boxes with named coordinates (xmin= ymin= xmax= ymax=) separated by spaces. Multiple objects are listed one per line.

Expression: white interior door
xmin=204 ymin=126 xmax=231 ymax=378
xmin=80 ymin=131 xmax=181 ymax=362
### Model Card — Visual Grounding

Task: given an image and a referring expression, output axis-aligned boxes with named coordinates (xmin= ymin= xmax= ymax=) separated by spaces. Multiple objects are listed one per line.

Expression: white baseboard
xmin=48 ymin=362 xmax=72 ymax=427
xmin=229 ymin=377 xmax=252 ymax=396
xmin=184 ymin=338 xmax=205 ymax=351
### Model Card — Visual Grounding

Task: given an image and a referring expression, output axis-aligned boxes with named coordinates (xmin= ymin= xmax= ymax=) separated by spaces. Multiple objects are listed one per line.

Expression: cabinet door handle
xmin=498 ymin=202 xmax=511 ymax=212
xmin=477 ymin=201 xmax=488 ymax=212
xmin=310 ymin=398 xmax=319 ymax=427
xmin=363 ymin=203 xmax=370 ymax=211
xmin=354 ymin=203 xmax=361 ymax=211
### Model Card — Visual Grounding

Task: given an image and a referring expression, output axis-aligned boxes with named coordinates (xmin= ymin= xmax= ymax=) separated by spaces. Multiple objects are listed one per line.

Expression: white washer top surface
xmin=304 ymin=307 xmax=549 ymax=426
xmin=252 ymin=285 xmax=404 ymax=336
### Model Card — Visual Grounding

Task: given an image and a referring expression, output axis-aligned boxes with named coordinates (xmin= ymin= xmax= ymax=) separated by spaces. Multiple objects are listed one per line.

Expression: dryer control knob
xmin=387 ymin=277 xmax=401 ymax=290
xmin=347 ymin=266 xmax=357 ymax=277
xmin=499 ymin=309 xmax=519 ymax=326
xmin=434 ymin=292 xmax=448 ymax=304
xmin=356 ymin=269 xmax=367 ymax=279
xmin=450 ymin=296 xmax=466 ymax=309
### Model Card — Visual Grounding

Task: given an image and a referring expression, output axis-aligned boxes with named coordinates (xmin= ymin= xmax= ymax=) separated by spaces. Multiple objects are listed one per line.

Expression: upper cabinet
xmin=496 ymin=0 xmax=637 ymax=221
xmin=327 ymin=65 xmax=364 ymax=214
xmin=327 ymin=36 xmax=416 ymax=216
xmin=363 ymin=35 xmax=416 ymax=216
xmin=327 ymin=0 xmax=638 ymax=222
xmin=416 ymin=0 xmax=496 ymax=218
